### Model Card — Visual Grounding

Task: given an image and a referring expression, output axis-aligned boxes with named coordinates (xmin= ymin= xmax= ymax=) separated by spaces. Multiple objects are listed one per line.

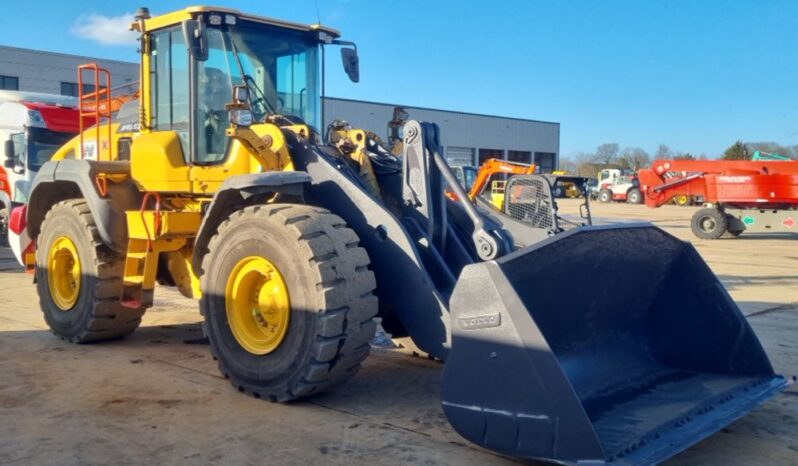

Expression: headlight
xmin=230 ymin=109 xmax=253 ymax=127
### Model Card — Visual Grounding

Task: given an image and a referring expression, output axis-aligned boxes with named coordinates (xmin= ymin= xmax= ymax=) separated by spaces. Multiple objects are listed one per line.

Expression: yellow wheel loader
xmin=17 ymin=6 xmax=789 ymax=465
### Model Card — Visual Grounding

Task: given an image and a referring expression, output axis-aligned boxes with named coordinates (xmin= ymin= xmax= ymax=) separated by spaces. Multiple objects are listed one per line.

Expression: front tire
xmin=626 ymin=188 xmax=642 ymax=204
xmin=598 ymin=189 xmax=612 ymax=203
xmin=200 ymin=204 xmax=378 ymax=402
xmin=35 ymin=200 xmax=144 ymax=342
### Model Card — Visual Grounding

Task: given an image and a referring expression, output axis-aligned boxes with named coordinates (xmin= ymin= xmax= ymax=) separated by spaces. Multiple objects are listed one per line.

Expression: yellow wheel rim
xmin=225 ymin=256 xmax=290 ymax=355
xmin=47 ymin=236 xmax=81 ymax=311
xmin=676 ymin=195 xmax=689 ymax=206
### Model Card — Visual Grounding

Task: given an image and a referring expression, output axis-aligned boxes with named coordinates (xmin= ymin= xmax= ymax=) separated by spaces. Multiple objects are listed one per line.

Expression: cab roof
xmin=131 ymin=5 xmax=341 ymax=38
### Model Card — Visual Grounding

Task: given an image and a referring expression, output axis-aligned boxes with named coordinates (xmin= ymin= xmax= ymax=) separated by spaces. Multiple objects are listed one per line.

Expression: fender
xmin=26 ymin=159 xmax=140 ymax=253
xmin=191 ymin=171 xmax=311 ymax=275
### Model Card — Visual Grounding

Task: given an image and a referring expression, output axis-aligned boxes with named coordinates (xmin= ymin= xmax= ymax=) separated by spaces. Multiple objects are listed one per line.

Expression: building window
xmin=534 ymin=152 xmax=556 ymax=173
xmin=0 ymin=75 xmax=19 ymax=90
xmin=507 ymin=150 xmax=532 ymax=164
xmin=60 ymin=82 xmax=105 ymax=97
xmin=478 ymin=148 xmax=503 ymax=166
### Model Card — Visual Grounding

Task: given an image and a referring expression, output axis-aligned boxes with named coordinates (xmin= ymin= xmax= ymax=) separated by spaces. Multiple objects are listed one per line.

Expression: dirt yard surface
xmin=1 ymin=200 xmax=796 ymax=465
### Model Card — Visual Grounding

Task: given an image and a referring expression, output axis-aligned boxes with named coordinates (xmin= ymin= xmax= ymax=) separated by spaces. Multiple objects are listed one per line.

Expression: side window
xmin=150 ymin=28 xmax=190 ymax=157
xmin=10 ymin=133 xmax=24 ymax=167
xmin=276 ymin=52 xmax=309 ymax=120
xmin=195 ymin=28 xmax=237 ymax=164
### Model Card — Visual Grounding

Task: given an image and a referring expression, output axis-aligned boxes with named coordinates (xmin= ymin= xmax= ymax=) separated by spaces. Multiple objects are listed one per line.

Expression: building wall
xmin=324 ymin=97 xmax=560 ymax=171
xmin=0 ymin=45 xmax=138 ymax=95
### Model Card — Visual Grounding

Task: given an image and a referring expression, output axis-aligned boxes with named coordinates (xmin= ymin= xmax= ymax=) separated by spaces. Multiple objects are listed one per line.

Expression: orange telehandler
xmin=638 ymin=159 xmax=798 ymax=238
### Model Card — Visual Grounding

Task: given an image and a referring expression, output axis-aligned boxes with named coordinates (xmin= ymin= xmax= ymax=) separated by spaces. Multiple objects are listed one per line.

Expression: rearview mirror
xmin=341 ymin=48 xmax=359 ymax=83
xmin=4 ymin=140 xmax=14 ymax=169
xmin=182 ymin=19 xmax=208 ymax=61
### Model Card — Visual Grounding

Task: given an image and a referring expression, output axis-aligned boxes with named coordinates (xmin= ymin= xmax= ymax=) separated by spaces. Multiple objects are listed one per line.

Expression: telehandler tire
xmin=35 ymin=199 xmax=144 ymax=342
xmin=690 ymin=207 xmax=727 ymax=239
xmin=626 ymin=188 xmax=643 ymax=204
xmin=200 ymin=204 xmax=378 ymax=402
xmin=598 ymin=189 xmax=612 ymax=203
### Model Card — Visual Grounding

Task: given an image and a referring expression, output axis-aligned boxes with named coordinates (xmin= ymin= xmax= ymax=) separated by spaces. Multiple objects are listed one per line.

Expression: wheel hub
xmin=701 ymin=217 xmax=716 ymax=232
xmin=226 ymin=256 xmax=290 ymax=355
xmin=47 ymin=236 xmax=82 ymax=311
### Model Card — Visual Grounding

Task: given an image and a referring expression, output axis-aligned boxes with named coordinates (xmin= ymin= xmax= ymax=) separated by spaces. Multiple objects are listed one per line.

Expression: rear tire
xmin=626 ymin=188 xmax=642 ymax=204
xmin=675 ymin=195 xmax=690 ymax=206
xmin=598 ymin=189 xmax=612 ymax=203
xmin=690 ymin=207 xmax=727 ymax=239
xmin=200 ymin=204 xmax=378 ymax=402
xmin=35 ymin=200 xmax=144 ymax=342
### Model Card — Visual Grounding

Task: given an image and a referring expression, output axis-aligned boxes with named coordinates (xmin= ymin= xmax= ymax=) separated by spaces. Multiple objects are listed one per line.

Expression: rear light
xmin=23 ymin=240 xmax=36 ymax=274
xmin=9 ymin=205 xmax=26 ymax=235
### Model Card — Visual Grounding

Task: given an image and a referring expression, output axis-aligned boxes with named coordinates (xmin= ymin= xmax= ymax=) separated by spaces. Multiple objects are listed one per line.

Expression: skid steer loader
xmin=16 ymin=6 xmax=788 ymax=465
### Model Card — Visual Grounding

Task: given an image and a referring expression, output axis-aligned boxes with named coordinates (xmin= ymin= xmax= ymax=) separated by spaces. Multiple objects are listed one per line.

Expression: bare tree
xmin=655 ymin=144 xmax=672 ymax=159
xmin=594 ymin=143 xmax=619 ymax=165
xmin=619 ymin=147 xmax=651 ymax=170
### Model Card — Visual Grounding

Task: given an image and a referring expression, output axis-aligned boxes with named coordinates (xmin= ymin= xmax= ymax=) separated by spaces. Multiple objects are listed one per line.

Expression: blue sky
xmin=2 ymin=1 xmax=795 ymax=158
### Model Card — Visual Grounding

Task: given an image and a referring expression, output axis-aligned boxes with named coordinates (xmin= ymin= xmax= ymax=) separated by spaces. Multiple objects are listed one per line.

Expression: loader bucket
xmin=441 ymin=223 xmax=788 ymax=465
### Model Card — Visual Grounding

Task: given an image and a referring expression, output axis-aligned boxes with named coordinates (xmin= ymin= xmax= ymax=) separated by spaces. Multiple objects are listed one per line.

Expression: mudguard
xmin=191 ymin=171 xmax=311 ymax=275
xmin=26 ymin=159 xmax=139 ymax=253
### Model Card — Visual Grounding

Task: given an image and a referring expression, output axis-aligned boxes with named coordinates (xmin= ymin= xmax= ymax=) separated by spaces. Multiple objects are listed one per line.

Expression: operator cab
xmin=136 ymin=7 xmax=358 ymax=167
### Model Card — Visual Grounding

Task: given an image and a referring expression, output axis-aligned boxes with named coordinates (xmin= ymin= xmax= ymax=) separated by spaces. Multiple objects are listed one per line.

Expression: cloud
xmin=71 ymin=13 xmax=138 ymax=46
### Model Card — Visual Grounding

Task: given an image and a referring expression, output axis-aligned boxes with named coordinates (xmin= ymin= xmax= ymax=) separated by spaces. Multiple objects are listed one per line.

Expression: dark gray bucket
xmin=442 ymin=224 xmax=788 ymax=465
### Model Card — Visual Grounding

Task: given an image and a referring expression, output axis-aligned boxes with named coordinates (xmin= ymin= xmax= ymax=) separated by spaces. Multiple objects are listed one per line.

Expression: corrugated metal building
xmin=324 ymin=97 xmax=559 ymax=172
xmin=0 ymin=45 xmax=139 ymax=97
xmin=0 ymin=45 xmax=559 ymax=171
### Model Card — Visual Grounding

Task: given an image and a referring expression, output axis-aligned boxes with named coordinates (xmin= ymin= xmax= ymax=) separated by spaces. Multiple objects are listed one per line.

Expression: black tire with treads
xmin=200 ymin=203 xmax=378 ymax=402
xmin=690 ymin=207 xmax=728 ymax=239
xmin=35 ymin=199 xmax=144 ymax=342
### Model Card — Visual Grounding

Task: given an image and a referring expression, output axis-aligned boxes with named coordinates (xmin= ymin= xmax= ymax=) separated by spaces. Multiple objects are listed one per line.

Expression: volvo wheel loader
xmin=15 ymin=6 xmax=789 ymax=465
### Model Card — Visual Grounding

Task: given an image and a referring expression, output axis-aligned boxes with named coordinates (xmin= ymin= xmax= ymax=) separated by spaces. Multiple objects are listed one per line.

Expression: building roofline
xmin=0 ymin=44 xmax=137 ymax=68
xmin=324 ymin=96 xmax=559 ymax=126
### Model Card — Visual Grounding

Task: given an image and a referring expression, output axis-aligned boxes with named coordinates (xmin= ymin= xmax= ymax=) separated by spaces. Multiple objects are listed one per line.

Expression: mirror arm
xmin=330 ymin=39 xmax=357 ymax=51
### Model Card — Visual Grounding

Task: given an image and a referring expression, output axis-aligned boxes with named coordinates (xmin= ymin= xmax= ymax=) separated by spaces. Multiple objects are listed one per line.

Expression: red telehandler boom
xmin=638 ymin=159 xmax=798 ymax=238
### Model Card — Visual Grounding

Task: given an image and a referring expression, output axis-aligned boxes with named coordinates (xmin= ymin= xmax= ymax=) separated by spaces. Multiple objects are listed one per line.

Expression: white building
xmin=0 ymin=45 xmax=560 ymax=171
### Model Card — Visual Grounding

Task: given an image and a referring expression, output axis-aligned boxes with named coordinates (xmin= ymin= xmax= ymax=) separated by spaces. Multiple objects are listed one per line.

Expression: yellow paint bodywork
xmin=130 ymin=131 xmax=191 ymax=192
xmin=126 ymin=210 xmax=202 ymax=240
xmin=49 ymin=122 xmax=137 ymax=162
xmin=129 ymin=123 xmax=294 ymax=195
xmin=191 ymin=123 xmax=294 ymax=194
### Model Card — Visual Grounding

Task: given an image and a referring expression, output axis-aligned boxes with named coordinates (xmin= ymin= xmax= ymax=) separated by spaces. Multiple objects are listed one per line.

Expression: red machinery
xmin=638 ymin=159 xmax=798 ymax=238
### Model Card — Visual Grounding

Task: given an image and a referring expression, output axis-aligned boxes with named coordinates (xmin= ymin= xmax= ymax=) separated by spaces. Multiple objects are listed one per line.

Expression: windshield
xmin=191 ymin=21 xmax=321 ymax=163
xmin=12 ymin=127 xmax=73 ymax=172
